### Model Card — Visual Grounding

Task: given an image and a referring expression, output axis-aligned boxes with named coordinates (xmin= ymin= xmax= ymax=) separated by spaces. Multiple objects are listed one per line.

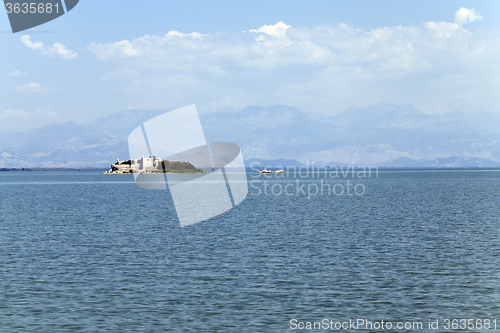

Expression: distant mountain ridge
xmin=245 ymin=158 xmax=305 ymax=169
xmin=385 ymin=156 xmax=500 ymax=168
xmin=0 ymin=103 xmax=499 ymax=168
xmin=83 ymin=108 xmax=170 ymax=140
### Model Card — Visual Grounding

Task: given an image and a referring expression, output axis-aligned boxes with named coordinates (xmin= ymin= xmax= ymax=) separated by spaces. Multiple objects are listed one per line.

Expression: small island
xmin=104 ymin=156 xmax=205 ymax=174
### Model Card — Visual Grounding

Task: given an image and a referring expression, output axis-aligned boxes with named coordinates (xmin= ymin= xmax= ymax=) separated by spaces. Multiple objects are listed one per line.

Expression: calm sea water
xmin=0 ymin=170 xmax=499 ymax=332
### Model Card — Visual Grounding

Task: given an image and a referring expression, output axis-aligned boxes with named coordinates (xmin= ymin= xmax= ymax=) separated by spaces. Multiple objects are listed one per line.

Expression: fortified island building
xmin=104 ymin=156 xmax=202 ymax=174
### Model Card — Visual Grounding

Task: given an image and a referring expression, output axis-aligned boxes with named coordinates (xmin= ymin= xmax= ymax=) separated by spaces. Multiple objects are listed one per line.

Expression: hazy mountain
xmin=245 ymin=158 xmax=305 ymax=169
xmin=0 ymin=122 xmax=123 ymax=168
xmin=83 ymin=108 xmax=170 ymax=140
xmin=200 ymin=104 xmax=331 ymax=144
xmin=441 ymin=111 xmax=500 ymax=135
xmin=202 ymin=104 xmax=500 ymax=167
xmin=0 ymin=149 xmax=32 ymax=168
xmin=200 ymin=105 xmax=340 ymax=161
xmin=322 ymin=103 xmax=433 ymax=130
xmin=385 ymin=156 xmax=500 ymax=168
xmin=0 ymin=109 xmax=170 ymax=168
xmin=0 ymin=103 xmax=499 ymax=168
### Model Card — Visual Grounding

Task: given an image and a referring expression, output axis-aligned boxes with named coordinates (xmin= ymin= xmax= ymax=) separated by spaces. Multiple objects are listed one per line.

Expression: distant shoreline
xmin=0 ymin=168 xmax=107 ymax=172
xmin=1 ymin=167 xmax=500 ymax=172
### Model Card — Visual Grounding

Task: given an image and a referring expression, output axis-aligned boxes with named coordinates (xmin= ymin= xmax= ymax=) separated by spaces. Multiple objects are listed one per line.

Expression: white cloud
xmin=87 ymin=31 xmax=204 ymax=60
xmin=88 ymin=40 xmax=138 ymax=60
xmin=88 ymin=14 xmax=485 ymax=71
xmin=7 ymin=70 xmax=27 ymax=76
xmin=85 ymin=8 xmax=499 ymax=114
xmin=0 ymin=108 xmax=57 ymax=118
xmin=424 ymin=21 xmax=462 ymax=38
xmin=0 ymin=108 xmax=57 ymax=132
xmin=20 ymin=35 xmax=43 ymax=50
xmin=16 ymin=82 xmax=51 ymax=93
xmin=46 ymin=42 xmax=79 ymax=59
xmin=424 ymin=7 xmax=483 ymax=38
xmin=101 ymin=68 xmax=140 ymax=81
xmin=455 ymin=7 xmax=483 ymax=25
xmin=20 ymin=35 xmax=78 ymax=59
xmin=0 ymin=108 xmax=30 ymax=117
xmin=249 ymin=21 xmax=291 ymax=40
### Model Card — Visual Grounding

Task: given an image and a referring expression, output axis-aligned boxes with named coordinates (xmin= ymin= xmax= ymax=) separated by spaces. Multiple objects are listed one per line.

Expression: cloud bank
xmin=85 ymin=8 xmax=498 ymax=114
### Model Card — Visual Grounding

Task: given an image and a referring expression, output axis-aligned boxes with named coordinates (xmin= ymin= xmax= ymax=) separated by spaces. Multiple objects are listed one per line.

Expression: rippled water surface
xmin=1 ymin=170 xmax=499 ymax=332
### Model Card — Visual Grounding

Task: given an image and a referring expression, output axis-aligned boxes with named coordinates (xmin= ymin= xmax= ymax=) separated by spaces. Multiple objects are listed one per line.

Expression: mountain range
xmin=1 ymin=103 xmax=499 ymax=168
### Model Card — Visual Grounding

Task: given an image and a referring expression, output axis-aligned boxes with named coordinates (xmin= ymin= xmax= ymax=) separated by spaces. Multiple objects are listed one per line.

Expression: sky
xmin=1 ymin=0 xmax=500 ymax=132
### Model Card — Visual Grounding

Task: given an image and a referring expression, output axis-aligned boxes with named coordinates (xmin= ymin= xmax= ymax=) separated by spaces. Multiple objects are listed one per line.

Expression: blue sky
xmin=1 ymin=0 xmax=500 ymax=132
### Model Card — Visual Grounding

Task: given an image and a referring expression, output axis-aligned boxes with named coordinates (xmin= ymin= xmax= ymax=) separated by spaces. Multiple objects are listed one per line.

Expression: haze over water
xmin=1 ymin=170 xmax=499 ymax=332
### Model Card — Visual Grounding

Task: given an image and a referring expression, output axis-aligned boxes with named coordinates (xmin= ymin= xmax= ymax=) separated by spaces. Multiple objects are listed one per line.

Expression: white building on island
xmin=104 ymin=156 xmax=163 ymax=174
